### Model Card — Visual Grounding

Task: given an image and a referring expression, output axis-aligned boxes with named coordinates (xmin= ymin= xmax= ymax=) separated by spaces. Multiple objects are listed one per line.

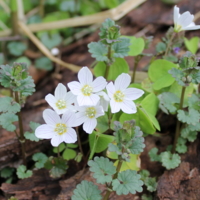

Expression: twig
xmin=0 ymin=0 xmax=10 ymax=13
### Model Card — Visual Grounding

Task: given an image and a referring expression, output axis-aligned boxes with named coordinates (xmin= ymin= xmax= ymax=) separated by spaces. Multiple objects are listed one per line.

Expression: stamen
xmin=85 ymin=107 xmax=96 ymax=118
xmin=81 ymin=85 xmax=93 ymax=96
xmin=56 ymin=99 xmax=66 ymax=109
xmin=113 ymin=90 xmax=124 ymax=102
xmin=54 ymin=123 xmax=67 ymax=135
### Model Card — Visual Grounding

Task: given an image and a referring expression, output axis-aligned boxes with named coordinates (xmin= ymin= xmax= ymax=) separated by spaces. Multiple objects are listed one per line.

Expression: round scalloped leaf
xmin=72 ymin=180 xmax=102 ymax=200
xmin=112 ymin=170 xmax=143 ymax=195
xmin=62 ymin=148 xmax=77 ymax=160
xmin=88 ymin=156 xmax=116 ymax=184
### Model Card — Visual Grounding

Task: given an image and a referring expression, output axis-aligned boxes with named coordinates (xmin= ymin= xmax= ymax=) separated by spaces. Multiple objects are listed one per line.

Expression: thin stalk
xmin=39 ymin=0 xmax=45 ymax=17
xmin=89 ymin=134 xmax=99 ymax=160
xmin=57 ymin=145 xmax=61 ymax=157
xmin=164 ymin=32 xmax=176 ymax=58
xmin=10 ymin=0 xmax=19 ymax=35
xmin=172 ymin=86 xmax=186 ymax=153
xmin=131 ymin=55 xmax=142 ymax=83
xmin=15 ymin=91 xmax=26 ymax=165
xmin=76 ymin=127 xmax=84 ymax=158
xmin=104 ymin=45 xmax=112 ymax=79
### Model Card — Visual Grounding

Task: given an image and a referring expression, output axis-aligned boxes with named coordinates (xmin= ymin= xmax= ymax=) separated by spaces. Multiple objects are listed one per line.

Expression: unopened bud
xmin=51 ymin=48 xmax=60 ymax=56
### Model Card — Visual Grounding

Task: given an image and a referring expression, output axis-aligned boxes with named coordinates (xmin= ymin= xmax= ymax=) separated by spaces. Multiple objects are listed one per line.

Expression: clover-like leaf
xmin=72 ymin=180 xmax=102 ymax=200
xmin=148 ymin=147 xmax=161 ymax=162
xmin=35 ymin=57 xmax=53 ymax=71
xmin=16 ymin=165 xmax=32 ymax=179
xmin=40 ymin=33 xmax=62 ymax=49
xmin=0 ymin=113 xmax=18 ymax=131
xmin=160 ymin=151 xmax=181 ymax=170
xmin=24 ymin=121 xmax=40 ymax=142
xmin=32 ymin=152 xmax=48 ymax=169
xmin=7 ymin=42 xmax=27 ymax=56
xmin=181 ymin=125 xmax=198 ymax=142
xmin=177 ymin=109 xmax=200 ymax=125
xmin=112 ymin=37 xmax=130 ymax=58
xmin=0 ymin=97 xmax=20 ymax=114
xmin=88 ymin=42 xmax=108 ymax=61
xmin=112 ymin=170 xmax=143 ymax=195
xmin=176 ymin=137 xmax=187 ymax=154
xmin=88 ymin=156 xmax=116 ymax=184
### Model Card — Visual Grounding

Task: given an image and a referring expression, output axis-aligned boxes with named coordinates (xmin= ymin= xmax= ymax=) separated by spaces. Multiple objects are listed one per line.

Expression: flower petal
xmin=92 ymin=76 xmax=107 ymax=92
xmin=45 ymin=94 xmax=57 ymax=109
xmin=55 ymin=83 xmax=67 ymax=99
xmin=77 ymin=94 xmax=100 ymax=106
xmin=35 ymin=124 xmax=54 ymax=139
xmin=51 ymin=135 xmax=63 ymax=147
xmin=178 ymin=11 xmax=194 ymax=28
xmin=106 ymin=82 xmax=115 ymax=98
xmin=95 ymin=105 xmax=104 ymax=118
xmin=110 ymin=99 xmax=120 ymax=113
xmin=120 ymin=100 xmax=137 ymax=114
xmin=183 ymin=25 xmax=200 ymax=30
xmin=78 ymin=67 xmax=93 ymax=85
xmin=115 ymin=73 xmax=131 ymax=90
xmin=68 ymin=81 xmax=82 ymax=95
xmin=43 ymin=109 xmax=61 ymax=125
xmin=124 ymin=88 xmax=144 ymax=100
xmin=62 ymin=128 xmax=77 ymax=143
xmin=62 ymin=111 xmax=82 ymax=127
xmin=65 ymin=91 xmax=76 ymax=104
xmin=83 ymin=118 xmax=97 ymax=134
xmin=173 ymin=5 xmax=180 ymax=24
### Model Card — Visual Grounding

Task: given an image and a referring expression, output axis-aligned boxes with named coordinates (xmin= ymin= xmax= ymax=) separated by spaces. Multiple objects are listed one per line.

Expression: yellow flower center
xmin=56 ymin=99 xmax=66 ymax=109
xmin=54 ymin=123 xmax=67 ymax=135
xmin=81 ymin=85 xmax=93 ymax=96
xmin=113 ymin=90 xmax=124 ymax=102
xmin=85 ymin=107 xmax=96 ymax=118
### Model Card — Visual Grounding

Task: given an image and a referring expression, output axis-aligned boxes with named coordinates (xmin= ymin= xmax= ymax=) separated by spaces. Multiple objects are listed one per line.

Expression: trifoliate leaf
xmin=72 ymin=180 xmax=102 ymax=200
xmin=160 ymin=151 xmax=181 ymax=170
xmin=62 ymin=148 xmax=77 ymax=160
xmin=112 ymin=170 xmax=143 ymax=195
xmin=88 ymin=42 xmax=108 ymax=61
xmin=176 ymin=137 xmax=187 ymax=154
xmin=17 ymin=165 xmax=32 ymax=179
xmin=88 ymin=156 xmax=116 ymax=184
xmin=0 ymin=167 xmax=14 ymax=178
xmin=24 ymin=121 xmax=40 ymax=142
xmin=0 ymin=113 xmax=18 ymax=131
xmin=0 ymin=97 xmax=20 ymax=113
xmin=53 ymin=143 xmax=66 ymax=153
xmin=148 ymin=147 xmax=161 ymax=162
xmin=7 ymin=42 xmax=27 ymax=56
xmin=181 ymin=125 xmax=198 ymax=142
xmin=177 ymin=109 xmax=200 ymax=125
xmin=184 ymin=37 xmax=199 ymax=54
xmin=158 ymin=92 xmax=180 ymax=114
xmin=145 ymin=177 xmax=157 ymax=192
xmin=32 ymin=152 xmax=48 ymax=169
xmin=112 ymin=37 xmax=130 ymax=58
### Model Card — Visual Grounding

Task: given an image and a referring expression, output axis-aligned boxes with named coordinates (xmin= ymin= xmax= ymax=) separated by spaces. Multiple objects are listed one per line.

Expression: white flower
xmin=76 ymin=105 xmax=104 ymax=134
xmin=51 ymin=47 xmax=60 ymax=56
xmin=106 ymin=73 xmax=144 ymax=114
xmin=35 ymin=109 xmax=81 ymax=147
xmin=96 ymin=91 xmax=110 ymax=112
xmin=45 ymin=83 xmax=76 ymax=115
xmin=68 ymin=67 xmax=107 ymax=106
xmin=174 ymin=5 xmax=200 ymax=32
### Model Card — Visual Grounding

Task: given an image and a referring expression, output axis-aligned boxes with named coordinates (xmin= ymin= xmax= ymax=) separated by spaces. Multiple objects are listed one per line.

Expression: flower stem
xmin=164 ymin=32 xmax=176 ymax=59
xmin=131 ymin=55 xmax=142 ymax=83
xmin=172 ymin=86 xmax=186 ymax=154
xmin=104 ymin=45 xmax=112 ymax=79
xmin=76 ymin=127 xmax=85 ymax=159
xmin=89 ymin=133 xmax=99 ymax=160
xmin=57 ymin=145 xmax=61 ymax=158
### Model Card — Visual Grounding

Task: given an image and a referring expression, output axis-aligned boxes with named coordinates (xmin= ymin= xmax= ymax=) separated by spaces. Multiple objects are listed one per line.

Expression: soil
xmin=0 ymin=0 xmax=200 ymax=199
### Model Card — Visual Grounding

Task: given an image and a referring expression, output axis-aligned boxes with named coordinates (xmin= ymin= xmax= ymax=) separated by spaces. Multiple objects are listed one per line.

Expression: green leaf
xmin=184 ymin=37 xmax=199 ymax=54
xmin=188 ymin=94 xmax=200 ymax=110
xmin=17 ymin=165 xmax=32 ymax=179
xmin=156 ymin=42 xmax=166 ymax=53
xmin=88 ymin=42 xmax=108 ymax=61
xmin=141 ymin=77 xmax=154 ymax=93
xmin=145 ymin=177 xmax=157 ymax=192
xmin=72 ymin=180 xmax=102 ymax=200
xmin=176 ymin=137 xmax=187 ymax=154
xmin=15 ymin=56 xmax=31 ymax=67
xmin=148 ymin=147 xmax=161 ymax=162
xmin=122 ymin=36 xmax=145 ymax=56
xmin=67 ymin=143 xmax=78 ymax=149
xmin=112 ymin=170 xmax=143 ymax=195
xmin=0 ymin=97 xmax=20 ymax=113
xmin=112 ymin=37 xmax=130 ymax=58
xmin=24 ymin=121 xmax=40 ymax=142
xmin=177 ymin=109 xmax=200 ymax=125
xmin=88 ymin=156 xmax=116 ymax=184
xmin=181 ymin=125 xmax=198 ymax=142
xmin=160 ymin=151 xmax=181 ymax=170
xmin=99 ymin=18 xmax=115 ymax=39
xmin=7 ymin=42 xmax=27 ymax=56
xmin=0 ymin=113 xmax=18 ymax=131
xmin=104 ymin=0 xmax=119 ymax=8
xmin=168 ymin=68 xmax=185 ymax=86
xmin=32 ymin=152 xmax=48 ymax=169
xmin=35 ymin=57 xmax=53 ymax=71
xmin=96 ymin=114 xmax=109 ymax=132
xmin=141 ymin=194 xmax=153 ymax=200
xmin=140 ymin=170 xmax=150 ymax=180
xmin=94 ymin=58 xmax=129 ymax=81
xmin=62 ymin=148 xmax=77 ymax=160
xmin=89 ymin=132 xmax=114 ymax=153
xmin=53 ymin=143 xmax=66 ymax=153
xmin=148 ymin=59 xmax=176 ymax=90
xmin=0 ymin=167 xmax=14 ymax=178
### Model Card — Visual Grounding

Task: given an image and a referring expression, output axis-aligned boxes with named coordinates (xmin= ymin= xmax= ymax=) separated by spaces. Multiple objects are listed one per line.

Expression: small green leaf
xmin=140 ymin=170 xmax=150 ymax=180
xmin=15 ymin=56 xmax=31 ymax=67
xmin=181 ymin=125 xmax=198 ymax=142
xmin=62 ymin=148 xmax=77 ymax=160
xmin=160 ymin=151 xmax=181 ymax=170
xmin=72 ymin=180 xmax=102 ymax=200
xmin=176 ymin=137 xmax=187 ymax=154
xmin=17 ymin=165 xmax=32 ymax=179
xmin=177 ymin=109 xmax=200 ymax=125
xmin=0 ymin=167 xmax=14 ymax=178
xmin=0 ymin=97 xmax=20 ymax=113
xmin=53 ymin=143 xmax=66 ymax=153
xmin=7 ymin=42 xmax=27 ymax=56
xmin=145 ymin=177 xmax=157 ymax=192
xmin=141 ymin=194 xmax=153 ymax=200
xmin=0 ymin=113 xmax=18 ymax=131
xmin=112 ymin=170 xmax=143 ymax=195
xmin=32 ymin=152 xmax=48 ymax=169
xmin=96 ymin=114 xmax=109 ymax=132
xmin=188 ymin=94 xmax=200 ymax=110
xmin=88 ymin=156 xmax=116 ymax=184
xmin=35 ymin=57 xmax=53 ymax=71
xmin=148 ymin=147 xmax=161 ymax=162
xmin=156 ymin=42 xmax=166 ymax=53
xmin=184 ymin=37 xmax=199 ymax=54
xmin=24 ymin=121 xmax=40 ymax=142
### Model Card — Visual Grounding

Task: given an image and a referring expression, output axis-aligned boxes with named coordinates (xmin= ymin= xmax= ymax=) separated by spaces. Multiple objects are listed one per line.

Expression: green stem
xmin=104 ymin=45 xmax=112 ymax=79
xmin=57 ymin=145 xmax=61 ymax=157
xmin=15 ymin=91 xmax=26 ymax=165
xmin=172 ymin=86 xmax=186 ymax=154
xmin=131 ymin=55 xmax=141 ymax=83
xmin=89 ymin=134 xmax=99 ymax=160
xmin=10 ymin=0 xmax=18 ymax=35
xmin=164 ymin=32 xmax=176 ymax=59
xmin=39 ymin=0 xmax=45 ymax=17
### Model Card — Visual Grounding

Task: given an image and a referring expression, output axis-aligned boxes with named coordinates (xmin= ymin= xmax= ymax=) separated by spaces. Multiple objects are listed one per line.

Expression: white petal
xmin=62 ymin=128 xmax=77 ymax=143
xmin=92 ymin=76 xmax=107 ymax=92
xmin=115 ymin=73 xmax=131 ymax=90
xmin=43 ymin=109 xmax=61 ymax=125
xmin=110 ymin=99 xmax=120 ymax=113
xmin=35 ymin=124 xmax=54 ymax=139
xmin=62 ymin=111 xmax=82 ymax=127
xmin=76 ymin=112 xmax=88 ymax=124
xmin=51 ymin=135 xmax=63 ymax=147
xmin=183 ymin=25 xmax=200 ymax=30
xmin=77 ymin=94 xmax=100 ymax=106
xmin=96 ymin=91 xmax=110 ymax=101
xmin=120 ymin=100 xmax=137 ymax=114
xmin=95 ymin=106 xmax=105 ymax=118
xmin=106 ymin=82 xmax=115 ymax=98
xmin=83 ymin=118 xmax=97 ymax=134
xmin=124 ymin=88 xmax=144 ymax=100
xmin=173 ymin=5 xmax=180 ymax=24
xmin=178 ymin=11 xmax=194 ymax=28
xmin=45 ymin=94 xmax=57 ymax=108
xmin=78 ymin=67 xmax=93 ymax=85
xmin=55 ymin=83 xmax=67 ymax=99
xmin=68 ymin=81 xmax=82 ymax=95
xmin=99 ymin=98 xmax=109 ymax=112
xmin=65 ymin=91 xmax=76 ymax=104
